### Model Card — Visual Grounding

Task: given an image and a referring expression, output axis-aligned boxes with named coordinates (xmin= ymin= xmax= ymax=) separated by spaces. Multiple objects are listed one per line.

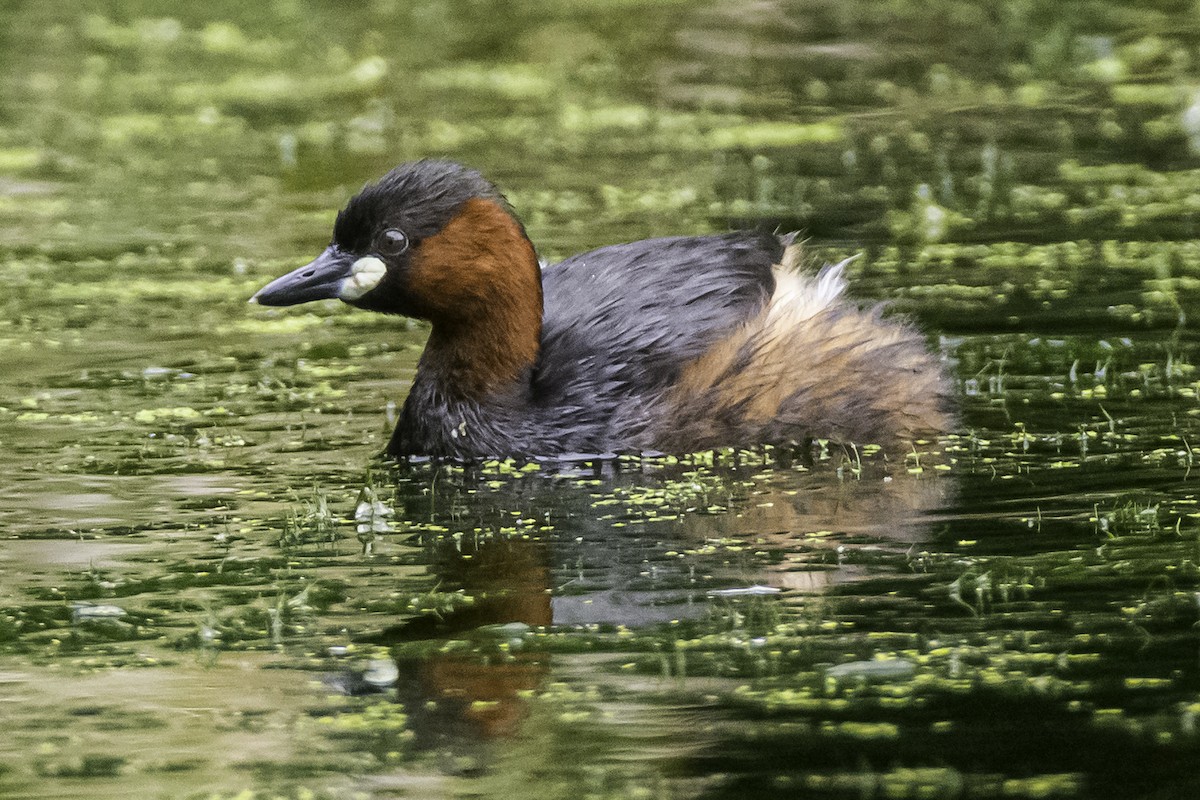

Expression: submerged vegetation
xmin=3 ymin=0 xmax=1200 ymax=798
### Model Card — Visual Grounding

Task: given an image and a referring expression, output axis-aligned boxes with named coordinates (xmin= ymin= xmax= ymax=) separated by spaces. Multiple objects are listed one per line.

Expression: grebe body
xmin=252 ymin=161 xmax=950 ymax=459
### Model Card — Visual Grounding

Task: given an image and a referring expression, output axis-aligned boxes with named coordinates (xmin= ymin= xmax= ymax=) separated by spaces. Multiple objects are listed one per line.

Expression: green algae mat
xmin=3 ymin=2 xmax=1200 ymax=798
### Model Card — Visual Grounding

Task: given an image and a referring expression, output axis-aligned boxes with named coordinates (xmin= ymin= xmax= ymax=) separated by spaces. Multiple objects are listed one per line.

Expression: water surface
xmin=3 ymin=2 xmax=1200 ymax=798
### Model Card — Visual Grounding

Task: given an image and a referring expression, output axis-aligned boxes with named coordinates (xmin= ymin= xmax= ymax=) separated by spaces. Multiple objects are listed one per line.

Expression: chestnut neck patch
xmin=408 ymin=197 xmax=543 ymax=401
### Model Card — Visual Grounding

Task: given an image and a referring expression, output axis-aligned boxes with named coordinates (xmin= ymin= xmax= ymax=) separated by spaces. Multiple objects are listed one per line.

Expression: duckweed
xmin=4 ymin=0 xmax=1200 ymax=798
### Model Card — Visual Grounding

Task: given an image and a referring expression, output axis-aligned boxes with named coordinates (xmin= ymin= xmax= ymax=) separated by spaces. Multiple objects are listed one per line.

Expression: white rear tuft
xmin=769 ymin=250 xmax=856 ymax=321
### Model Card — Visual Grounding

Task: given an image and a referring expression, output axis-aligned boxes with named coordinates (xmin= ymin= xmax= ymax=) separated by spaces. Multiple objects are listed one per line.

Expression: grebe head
xmin=252 ymin=160 xmax=544 ymax=399
xmin=251 ymin=160 xmax=536 ymax=321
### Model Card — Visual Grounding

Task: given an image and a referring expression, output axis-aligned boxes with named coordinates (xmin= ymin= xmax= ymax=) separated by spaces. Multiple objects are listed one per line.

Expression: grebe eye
xmin=379 ymin=228 xmax=409 ymax=256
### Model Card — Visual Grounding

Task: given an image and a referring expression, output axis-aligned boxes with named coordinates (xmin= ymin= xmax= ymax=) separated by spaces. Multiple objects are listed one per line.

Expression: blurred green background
xmin=5 ymin=2 xmax=1200 ymax=799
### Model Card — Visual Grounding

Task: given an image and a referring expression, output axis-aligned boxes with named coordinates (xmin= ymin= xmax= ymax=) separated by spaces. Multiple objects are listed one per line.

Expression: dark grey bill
xmin=250 ymin=246 xmax=354 ymax=306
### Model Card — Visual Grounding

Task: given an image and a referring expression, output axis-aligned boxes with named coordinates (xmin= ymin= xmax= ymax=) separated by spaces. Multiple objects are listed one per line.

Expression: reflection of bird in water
xmin=253 ymin=160 xmax=951 ymax=459
xmin=327 ymin=459 xmax=950 ymax=757
xmin=332 ymin=534 xmax=553 ymax=751
xmin=551 ymin=459 xmax=951 ymax=620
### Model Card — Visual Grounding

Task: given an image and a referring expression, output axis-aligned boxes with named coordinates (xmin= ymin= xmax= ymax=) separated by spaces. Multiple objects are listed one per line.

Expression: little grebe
xmin=252 ymin=160 xmax=951 ymax=459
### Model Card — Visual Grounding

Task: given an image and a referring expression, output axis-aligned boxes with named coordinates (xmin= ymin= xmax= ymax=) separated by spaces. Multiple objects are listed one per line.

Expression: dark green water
xmin=3 ymin=1 xmax=1200 ymax=798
